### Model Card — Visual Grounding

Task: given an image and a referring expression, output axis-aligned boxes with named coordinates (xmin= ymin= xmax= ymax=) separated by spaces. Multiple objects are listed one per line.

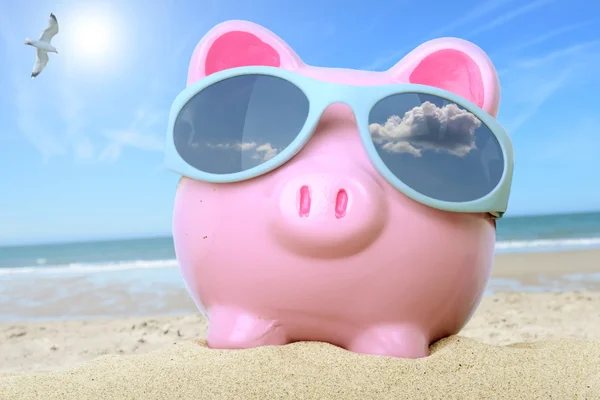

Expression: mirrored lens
xmin=173 ymin=74 xmax=309 ymax=174
xmin=368 ymin=93 xmax=504 ymax=202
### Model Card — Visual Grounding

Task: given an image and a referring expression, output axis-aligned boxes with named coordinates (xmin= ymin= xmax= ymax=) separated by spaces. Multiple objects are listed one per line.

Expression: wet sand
xmin=1 ymin=249 xmax=599 ymax=398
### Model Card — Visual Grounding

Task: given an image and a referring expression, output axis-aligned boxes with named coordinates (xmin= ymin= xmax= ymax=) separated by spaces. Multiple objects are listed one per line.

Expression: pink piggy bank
xmin=168 ymin=20 xmax=513 ymax=358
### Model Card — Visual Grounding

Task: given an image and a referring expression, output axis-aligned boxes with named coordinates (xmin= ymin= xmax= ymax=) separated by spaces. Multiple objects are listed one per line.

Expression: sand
xmin=0 ymin=336 xmax=598 ymax=399
xmin=2 ymin=291 xmax=600 ymax=375
xmin=1 ymin=249 xmax=600 ymax=398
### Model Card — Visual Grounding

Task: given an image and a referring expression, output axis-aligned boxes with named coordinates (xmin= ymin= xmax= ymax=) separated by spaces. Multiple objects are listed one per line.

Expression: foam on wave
xmin=2 ymin=237 xmax=600 ymax=275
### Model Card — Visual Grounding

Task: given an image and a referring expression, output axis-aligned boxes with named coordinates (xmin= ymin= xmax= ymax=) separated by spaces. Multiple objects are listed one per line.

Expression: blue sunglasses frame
xmin=165 ymin=66 xmax=514 ymax=218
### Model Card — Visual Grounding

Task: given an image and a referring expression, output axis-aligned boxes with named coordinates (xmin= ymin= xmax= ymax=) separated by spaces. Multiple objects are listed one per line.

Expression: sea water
xmin=1 ymin=211 xmax=600 ymax=321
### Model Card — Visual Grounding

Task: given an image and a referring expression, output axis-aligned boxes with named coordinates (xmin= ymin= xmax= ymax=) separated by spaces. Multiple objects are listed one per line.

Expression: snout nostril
xmin=299 ymin=185 xmax=311 ymax=218
xmin=335 ymin=189 xmax=348 ymax=219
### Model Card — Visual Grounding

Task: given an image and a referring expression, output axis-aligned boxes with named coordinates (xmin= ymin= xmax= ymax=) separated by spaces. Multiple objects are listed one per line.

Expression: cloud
xmin=92 ymin=21 xmax=198 ymax=163
xmin=468 ymin=0 xmax=556 ymax=37
xmin=501 ymin=22 xmax=591 ymax=54
xmin=59 ymin=77 xmax=96 ymax=161
xmin=103 ymin=130 xmax=164 ymax=151
xmin=0 ymin=10 xmax=109 ymax=164
xmin=253 ymin=143 xmax=279 ymax=161
xmin=296 ymin=21 xmax=336 ymax=38
xmin=0 ymin=13 xmax=67 ymax=161
xmin=535 ymin=117 xmax=600 ymax=164
xmin=430 ymin=0 xmax=519 ymax=37
xmin=488 ymin=22 xmax=592 ymax=67
xmin=369 ymin=102 xmax=481 ymax=157
xmin=0 ymin=9 xmax=172 ymax=164
xmin=206 ymin=141 xmax=280 ymax=162
xmin=503 ymin=69 xmax=571 ymax=133
xmin=498 ymin=41 xmax=600 ymax=133
xmin=99 ymin=106 xmax=166 ymax=162
xmin=360 ymin=0 xmax=529 ymax=71
xmin=513 ymin=40 xmax=600 ymax=69
xmin=360 ymin=49 xmax=411 ymax=72
xmin=206 ymin=142 xmax=257 ymax=151
xmin=72 ymin=136 xmax=95 ymax=160
xmin=12 ymin=80 xmax=67 ymax=160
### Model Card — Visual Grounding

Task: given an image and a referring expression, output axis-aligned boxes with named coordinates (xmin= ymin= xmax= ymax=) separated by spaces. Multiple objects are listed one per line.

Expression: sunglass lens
xmin=368 ymin=93 xmax=504 ymax=202
xmin=173 ymin=74 xmax=309 ymax=174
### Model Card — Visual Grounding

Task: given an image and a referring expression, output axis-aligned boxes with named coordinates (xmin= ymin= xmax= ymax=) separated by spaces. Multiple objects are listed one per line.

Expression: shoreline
xmin=1 ymin=249 xmax=600 ymax=323
xmin=493 ymin=248 xmax=600 ymax=276
xmin=2 ymin=244 xmax=600 ymax=274
xmin=1 ymin=248 xmax=599 ymax=398
xmin=1 ymin=291 xmax=599 ymax=375
xmin=491 ymin=248 xmax=600 ymax=290
xmin=1 ymin=248 xmax=600 ymax=375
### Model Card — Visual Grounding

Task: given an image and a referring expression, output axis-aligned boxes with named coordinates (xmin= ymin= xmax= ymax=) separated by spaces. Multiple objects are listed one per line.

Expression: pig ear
xmin=387 ymin=38 xmax=500 ymax=117
xmin=187 ymin=20 xmax=304 ymax=86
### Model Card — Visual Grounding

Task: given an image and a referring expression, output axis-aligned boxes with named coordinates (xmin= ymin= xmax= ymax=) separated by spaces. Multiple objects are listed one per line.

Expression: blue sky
xmin=0 ymin=0 xmax=599 ymax=245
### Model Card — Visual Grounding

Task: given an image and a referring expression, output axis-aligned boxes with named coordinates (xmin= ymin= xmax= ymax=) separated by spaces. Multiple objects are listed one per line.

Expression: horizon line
xmin=1 ymin=208 xmax=599 ymax=248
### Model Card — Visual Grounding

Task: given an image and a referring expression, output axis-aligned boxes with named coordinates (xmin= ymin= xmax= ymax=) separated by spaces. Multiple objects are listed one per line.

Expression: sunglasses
xmin=165 ymin=66 xmax=514 ymax=219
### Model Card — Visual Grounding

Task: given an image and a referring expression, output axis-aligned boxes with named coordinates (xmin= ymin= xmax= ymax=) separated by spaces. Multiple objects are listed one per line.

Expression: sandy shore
xmin=1 ymin=249 xmax=600 ymax=398
xmin=2 ymin=291 xmax=599 ymax=376
xmin=492 ymin=248 xmax=600 ymax=283
xmin=1 ymin=336 xmax=598 ymax=399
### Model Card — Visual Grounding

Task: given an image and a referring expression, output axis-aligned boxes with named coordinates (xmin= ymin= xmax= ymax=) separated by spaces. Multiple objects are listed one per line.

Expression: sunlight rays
xmin=59 ymin=4 xmax=121 ymax=72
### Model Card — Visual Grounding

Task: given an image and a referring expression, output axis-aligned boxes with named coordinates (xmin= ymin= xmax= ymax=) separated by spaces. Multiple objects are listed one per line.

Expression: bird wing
xmin=38 ymin=13 xmax=59 ymax=43
xmin=32 ymin=50 xmax=49 ymax=78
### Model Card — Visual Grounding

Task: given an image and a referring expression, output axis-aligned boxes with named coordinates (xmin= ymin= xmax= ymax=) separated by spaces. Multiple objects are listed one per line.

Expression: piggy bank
xmin=166 ymin=20 xmax=513 ymax=358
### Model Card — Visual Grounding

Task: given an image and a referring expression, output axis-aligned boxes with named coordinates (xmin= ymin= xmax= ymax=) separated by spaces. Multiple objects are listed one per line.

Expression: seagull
xmin=24 ymin=13 xmax=59 ymax=79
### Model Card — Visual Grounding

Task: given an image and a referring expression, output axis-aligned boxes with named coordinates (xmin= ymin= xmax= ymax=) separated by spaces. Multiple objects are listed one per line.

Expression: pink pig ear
xmin=388 ymin=38 xmax=500 ymax=117
xmin=187 ymin=20 xmax=304 ymax=86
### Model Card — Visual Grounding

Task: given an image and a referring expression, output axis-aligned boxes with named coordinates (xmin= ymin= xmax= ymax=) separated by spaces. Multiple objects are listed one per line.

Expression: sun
xmin=71 ymin=15 xmax=113 ymax=59
xmin=60 ymin=6 xmax=120 ymax=70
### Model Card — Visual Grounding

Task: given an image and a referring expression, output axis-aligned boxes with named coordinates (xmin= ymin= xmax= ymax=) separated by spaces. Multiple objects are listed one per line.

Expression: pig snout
xmin=267 ymin=167 xmax=388 ymax=258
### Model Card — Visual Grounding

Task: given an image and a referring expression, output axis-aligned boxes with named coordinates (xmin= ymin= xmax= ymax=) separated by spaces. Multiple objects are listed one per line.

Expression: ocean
xmin=1 ymin=211 xmax=600 ymax=321
xmin=3 ymin=211 xmax=600 ymax=273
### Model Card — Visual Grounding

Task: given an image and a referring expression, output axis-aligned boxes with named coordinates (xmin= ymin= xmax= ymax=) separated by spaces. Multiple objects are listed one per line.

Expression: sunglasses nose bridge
xmin=319 ymin=84 xmax=379 ymax=128
xmin=310 ymin=85 xmax=362 ymax=128
xmin=313 ymin=81 xmax=356 ymax=106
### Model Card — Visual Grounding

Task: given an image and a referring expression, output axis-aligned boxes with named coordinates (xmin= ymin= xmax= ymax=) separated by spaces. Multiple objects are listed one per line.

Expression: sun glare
xmin=62 ymin=6 xmax=120 ymax=70
xmin=72 ymin=16 xmax=112 ymax=58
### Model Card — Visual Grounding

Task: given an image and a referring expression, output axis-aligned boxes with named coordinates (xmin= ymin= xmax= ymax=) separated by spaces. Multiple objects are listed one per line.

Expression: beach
xmin=1 ymin=248 xmax=600 ymax=398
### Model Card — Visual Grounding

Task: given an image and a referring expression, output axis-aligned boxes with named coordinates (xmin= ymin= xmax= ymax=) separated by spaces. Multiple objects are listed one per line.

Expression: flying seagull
xmin=24 ymin=13 xmax=59 ymax=78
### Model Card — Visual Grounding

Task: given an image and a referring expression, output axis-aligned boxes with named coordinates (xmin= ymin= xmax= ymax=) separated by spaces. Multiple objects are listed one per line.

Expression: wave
xmin=0 ymin=259 xmax=179 ymax=275
xmin=2 ymin=237 xmax=600 ymax=275
xmin=494 ymin=237 xmax=600 ymax=252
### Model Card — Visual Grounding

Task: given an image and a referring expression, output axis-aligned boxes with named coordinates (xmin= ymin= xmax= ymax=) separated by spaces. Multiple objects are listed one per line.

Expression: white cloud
xmin=0 ymin=11 xmax=101 ymax=163
xmin=361 ymin=0 xmax=521 ymax=70
xmin=514 ymin=40 xmax=600 ymax=69
xmin=206 ymin=141 xmax=280 ymax=161
xmin=501 ymin=22 xmax=591 ymax=54
xmin=99 ymin=106 xmax=166 ymax=162
xmin=0 ymin=11 xmax=168 ymax=164
xmin=535 ymin=117 xmax=600 ymax=164
xmin=12 ymin=83 xmax=67 ymax=160
xmin=103 ymin=130 xmax=164 ymax=151
xmin=369 ymin=102 xmax=481 ymax=157
xmin=0 ymin=14 xmax=65 ymax=161
xmin=503 ymin=69 xmax=571 ymax=133
xmin=97 ymin=143 xmax=120 ymax=163
xmin=206 ymin=141 xmax=258 ymax=151
xmin=362 ymin=0 xmax=555 ymax=71
xmin=431 ymin=0 xmax=519 ymax=37
xmin=72 ymin=136 xmax=96 ymax=160
xmin=253 ymin=143 xmax=279 ymax=161
xmin=498 ymin=41 xmax=600 ymax=133
xmin=468 ymin=0 xmax=556 ymax=37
